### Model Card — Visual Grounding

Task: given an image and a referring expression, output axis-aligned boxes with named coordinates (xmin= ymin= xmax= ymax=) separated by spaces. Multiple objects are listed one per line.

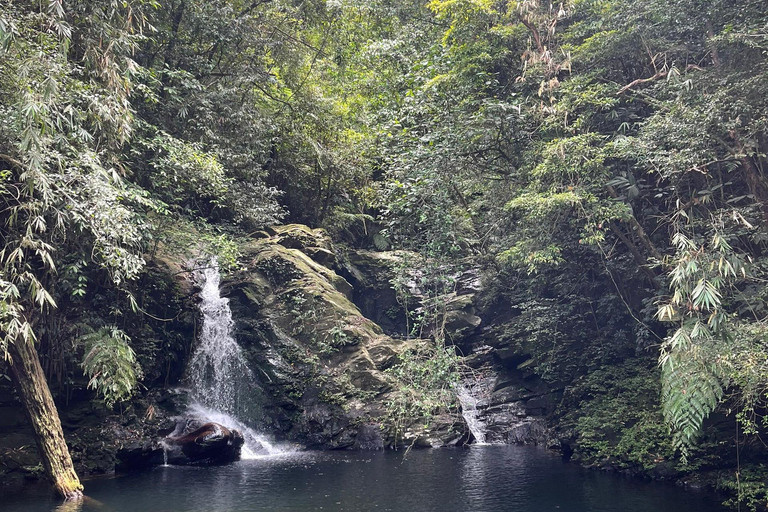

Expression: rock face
xmin=339 ymin=250 xmax=410 ymax=336
xmin=339 ymin=246 xmax=557 ymax=447
xmin=338 ymin=250 xmax=484 ymax=344
xmin=165 ymin=422 xmax=244 ymax=464
xmin=223 ymin=224 xmax=555 ymax=449
xmin=224 ymin=224 xmax=447 ymax=448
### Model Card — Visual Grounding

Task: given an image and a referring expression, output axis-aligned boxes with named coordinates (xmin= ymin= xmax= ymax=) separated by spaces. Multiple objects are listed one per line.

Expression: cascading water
xmin=188 ymin=259 xmax=251 ymax=415
xmin=187 ymin=403 xmax=280 ymax=458
xmin=458 ymin=385 xmax=488 ymax=445
xmin=457 ymin=375 xmax=495 ymax=445
xmin=161 ymin=440 xmax=169 ymax=467
xmin=185 ymin=257 xmax=283 ymax=457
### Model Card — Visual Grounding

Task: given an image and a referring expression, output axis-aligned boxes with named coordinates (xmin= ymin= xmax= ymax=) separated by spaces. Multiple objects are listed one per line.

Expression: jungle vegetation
xmin=1 ymin=0 xmax=768 ymax=506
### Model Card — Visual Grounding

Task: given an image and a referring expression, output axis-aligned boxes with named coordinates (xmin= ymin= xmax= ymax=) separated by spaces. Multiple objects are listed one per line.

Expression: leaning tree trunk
xmin=7 ymin=338 xmax=83 ymax=500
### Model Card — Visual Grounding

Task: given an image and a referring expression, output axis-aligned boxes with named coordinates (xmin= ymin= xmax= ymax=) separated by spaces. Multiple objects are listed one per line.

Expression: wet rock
xmin=115 ymin=440 xmax=165 ymax=471
xmin=0 ymin=444 xmax=39 ymax=472
xmin=224 ymin=230 xmax=426 ymax=449
xmin=305 ymin=246 xmax=337 ymax=267
xmin=340 ymin=250 xmax=409 ymax=336
xmin=524 ymin=396 xmax=552 ymax=416
xmin=349 ymin=370 xmax=391 ymax=393
xmin=489 ymin=386 xmax=523 ymax=406
xmin=271 ymin=224 xmax=334 ymax=253
xmin=366 ymin=343 xmax=399 ymax=370
xmin=652 ymin=461 xmax=682 ymax=480
xmin=116 ymin=420 xmax=244 ymax=471
xmin=505 ymin=418 xmax=549 ymax=445
xmin=165 ymin=422 xmax=244 ymax=465
xmin=353 ymin=423 xmax=384 ymax=450
xmin=442 ymin=294 xmax=482 ymax=343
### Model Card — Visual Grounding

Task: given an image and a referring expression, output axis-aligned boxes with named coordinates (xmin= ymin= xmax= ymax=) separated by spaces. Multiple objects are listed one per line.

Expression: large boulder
xmin=116 ymin=420 xmax=244 ymax=471
xmin=223 ymin=227 xmax=441 ymax=448
xmin=165 ymin=422 xmax=244 ymax=464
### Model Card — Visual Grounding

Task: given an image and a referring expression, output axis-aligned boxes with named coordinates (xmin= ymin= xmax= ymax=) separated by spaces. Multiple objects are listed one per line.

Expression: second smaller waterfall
xmin=457 ymin=375 xmax=495 ymax=445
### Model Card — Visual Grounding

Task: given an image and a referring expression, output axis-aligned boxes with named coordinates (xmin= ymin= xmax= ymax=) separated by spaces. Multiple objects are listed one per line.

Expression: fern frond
xmin=661 ymin=349 xmax=723 ymax=462
xmin=373 ymin=232 xmax=391 ymax=251
xmin=78 ymin=325 xmax=141 ymax=407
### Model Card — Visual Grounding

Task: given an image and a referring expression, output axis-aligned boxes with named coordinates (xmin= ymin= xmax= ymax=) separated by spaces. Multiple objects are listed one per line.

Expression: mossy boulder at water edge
xmin=224 ymin=225 xmax=451 ymax=448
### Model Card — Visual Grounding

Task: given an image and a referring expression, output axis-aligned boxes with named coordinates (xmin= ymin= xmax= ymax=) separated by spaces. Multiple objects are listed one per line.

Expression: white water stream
xmin=186 ymin=258 xmax=283 ymax=457
xmin=457 ymin=375 xmax=495 ymax=445
xmin=457 ymin=385 xmax=487 ymax=445
xmin=187 ymin=403 xmax=282 ymax=459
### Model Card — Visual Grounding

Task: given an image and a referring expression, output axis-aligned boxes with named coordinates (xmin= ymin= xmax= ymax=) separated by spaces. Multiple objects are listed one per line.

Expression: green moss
xmin=228 ymin=227 xmax=430 ymax=441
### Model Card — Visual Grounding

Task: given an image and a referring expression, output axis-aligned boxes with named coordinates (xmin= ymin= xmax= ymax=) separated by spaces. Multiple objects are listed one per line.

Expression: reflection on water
xmin=53 ymin=499 xmax=83 ymax=512
xmin=52 ymin=496 xmax=110 ymax=512
xmin=3 ymin=446 xmax=726 ymax=512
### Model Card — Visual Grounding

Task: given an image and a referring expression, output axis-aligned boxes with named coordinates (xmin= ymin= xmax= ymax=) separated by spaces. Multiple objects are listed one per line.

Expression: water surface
xmin=2 ymin=445 xmax=726 ymax=512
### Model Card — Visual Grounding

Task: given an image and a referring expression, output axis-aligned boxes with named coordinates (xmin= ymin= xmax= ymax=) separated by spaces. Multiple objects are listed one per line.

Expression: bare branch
xmin=616 ymin=70 xmax=666 ymax=95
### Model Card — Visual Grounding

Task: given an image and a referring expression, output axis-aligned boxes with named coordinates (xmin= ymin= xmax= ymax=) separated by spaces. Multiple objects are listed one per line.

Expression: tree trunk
xmin=608 ymin=221 xmax=661 ymax=290
xmin=7 ymin=338 xmax=83 ymax=500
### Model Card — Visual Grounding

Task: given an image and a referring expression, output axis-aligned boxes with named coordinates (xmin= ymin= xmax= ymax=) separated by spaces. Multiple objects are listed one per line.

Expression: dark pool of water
xmin=1 ymin=445 xmax=727 ymax=512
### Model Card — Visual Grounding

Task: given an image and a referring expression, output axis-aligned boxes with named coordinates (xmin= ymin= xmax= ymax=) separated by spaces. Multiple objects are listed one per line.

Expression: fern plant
xmin=660 ymin=347 xmax=724 ymax=459
xmin=79 ymin=326 xmax=142 ymax=408
xmin=656 ymin=224 xmax=747 ymax=461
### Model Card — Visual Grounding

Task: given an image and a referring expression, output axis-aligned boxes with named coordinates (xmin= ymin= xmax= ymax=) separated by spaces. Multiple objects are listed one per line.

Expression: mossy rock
xmin=224 ymin=226 xmax=424 ymax=448
xmin=264 ymin=224 xmax=337 ymax=267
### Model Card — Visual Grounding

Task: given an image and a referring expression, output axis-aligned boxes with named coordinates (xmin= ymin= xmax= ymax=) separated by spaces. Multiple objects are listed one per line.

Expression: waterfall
xmin=161 ymin=440 xmax=169 ymax=466
xmin=188 ymin=258 xmax=251 ymax=415
xmin=186 ymin=257 xmax=282 ymax=457
xmin=457 ymin=375 xmax=495 ymax=445
xmin=187 ymin=403 xmax=281 ymax=459
xmin=458 ymin=385 xmax=488 ymax=445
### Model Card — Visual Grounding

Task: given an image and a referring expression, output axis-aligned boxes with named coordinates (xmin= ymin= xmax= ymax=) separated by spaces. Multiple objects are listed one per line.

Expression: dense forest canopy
xmin=2 ymin=0 xmax=768 ymax=506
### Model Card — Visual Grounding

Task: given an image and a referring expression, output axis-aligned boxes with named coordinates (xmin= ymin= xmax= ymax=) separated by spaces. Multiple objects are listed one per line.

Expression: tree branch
xmin=519 ymin=16 xmax=544 ymax=55
xmin=0 ymin=153 xmax=25 ymax=170
xmin=608 ymin=221 xmax=661 ymax=289
xmin=616 ymin=70 xmax=666 ymax=95
xmin=606 ymin=185 xmax=663 ymax=261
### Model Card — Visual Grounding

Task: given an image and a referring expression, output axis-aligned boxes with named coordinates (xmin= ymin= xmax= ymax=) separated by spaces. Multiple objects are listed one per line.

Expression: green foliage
xmin=660 ymin=351 xmax=724 ymax=462
xmin=657 ymin=225 xmax=750 ymax=460
xmin=493 ymin=270 xmax=639 ymax=386
xmin=366 ymin=0 xmax=768 ymax=470
xmin=0 ymin=0 xmax=154 ymax=364
xmin=148 ymin=215 xmax=242 ymax=272
xmin=720 ymin=323 xmax=768 ymax=436
xmin=79 ymin=326 xmax=141 ymax=407
xmin=132 ymin=126 xmax=285 ymax=228
xmin=564 ymin=361 xmax=676 ymax=472
xmin=384 ymin=343 xmax=462 ymax=434
xmin=719 ymin=464 xmax=768 ymax=512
